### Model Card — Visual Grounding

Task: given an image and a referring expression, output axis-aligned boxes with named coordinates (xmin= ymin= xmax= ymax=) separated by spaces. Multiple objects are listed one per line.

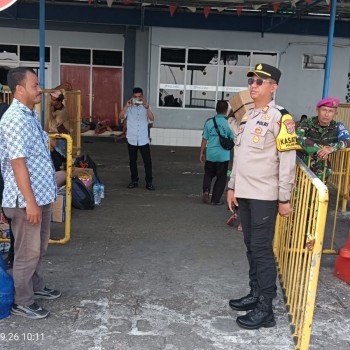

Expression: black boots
xmin=229 ymin=282 xmax=277 ymax=329
xmin=229 ymin=282 xmax=259 ymax=311
xmin=236 ymin=295 xmax=276 ymax=330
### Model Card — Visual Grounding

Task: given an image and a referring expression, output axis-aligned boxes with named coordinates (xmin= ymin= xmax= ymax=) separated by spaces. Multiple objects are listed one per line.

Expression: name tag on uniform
xmin=256 ymin=120 xmax=269 ymax=127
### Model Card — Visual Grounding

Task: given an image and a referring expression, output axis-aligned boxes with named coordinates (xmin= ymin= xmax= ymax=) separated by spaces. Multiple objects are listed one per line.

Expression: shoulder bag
xmin=212 ymin=117 xmax=234 ymax=151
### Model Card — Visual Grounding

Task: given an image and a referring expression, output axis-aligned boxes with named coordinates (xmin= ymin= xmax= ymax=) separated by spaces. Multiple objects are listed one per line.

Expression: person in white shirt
xmin=119 ymin=87 xmax=155 ymax=191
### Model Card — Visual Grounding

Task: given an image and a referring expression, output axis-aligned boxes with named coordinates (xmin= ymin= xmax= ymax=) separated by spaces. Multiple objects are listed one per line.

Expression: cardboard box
xmin=229 ymin=89 xmax=254 ymax=124
xmin=51 ymin=194 xmax=66 ymax=223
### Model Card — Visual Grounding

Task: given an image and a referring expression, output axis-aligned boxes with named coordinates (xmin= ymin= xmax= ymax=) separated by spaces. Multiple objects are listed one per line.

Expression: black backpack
xmin=71 ymin=178 xmax=95 ymax=210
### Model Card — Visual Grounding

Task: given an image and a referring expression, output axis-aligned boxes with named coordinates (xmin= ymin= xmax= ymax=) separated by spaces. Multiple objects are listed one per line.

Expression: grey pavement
xmin=1 ymin=140 xmax=349 ymax=350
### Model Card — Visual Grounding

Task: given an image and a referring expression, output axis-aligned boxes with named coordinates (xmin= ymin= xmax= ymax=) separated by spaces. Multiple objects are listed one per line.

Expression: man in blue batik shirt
xmin=200 ymin=100 xmax=234 ymax=205
xmin=0 ymin=67 xmax=60 ymax=320
xmin=119 ymin=87 xmax=155 ymax=190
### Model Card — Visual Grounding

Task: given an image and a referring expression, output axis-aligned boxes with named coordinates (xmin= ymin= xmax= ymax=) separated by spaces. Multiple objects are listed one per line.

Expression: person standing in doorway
xmin=226 ymin=63 xmax=296 ymax=329
xmin=0 ymin=67 xmax=60 ymax=319
xmin=119 ymin=87 xmax=155 ymax=191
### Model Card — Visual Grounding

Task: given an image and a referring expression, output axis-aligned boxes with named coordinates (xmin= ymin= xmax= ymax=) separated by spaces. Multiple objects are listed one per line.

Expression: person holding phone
xmin=119 ymin=87 xmax=155 ymax=191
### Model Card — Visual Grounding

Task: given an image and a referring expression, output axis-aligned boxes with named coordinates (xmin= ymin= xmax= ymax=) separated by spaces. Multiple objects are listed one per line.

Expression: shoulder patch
xmin=276 ymin=114 xmax=302 ymax=152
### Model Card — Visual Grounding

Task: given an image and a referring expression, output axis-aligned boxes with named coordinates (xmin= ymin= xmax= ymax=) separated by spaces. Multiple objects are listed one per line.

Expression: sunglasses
xmin=248 ymin=77 xmax=275 ymax=86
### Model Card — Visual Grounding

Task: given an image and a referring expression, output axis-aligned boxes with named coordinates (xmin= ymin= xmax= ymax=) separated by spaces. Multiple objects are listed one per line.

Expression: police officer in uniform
xmin=226 ymin=63 xmax=296 ymax=329
xmin=296 ymin=97 xmax=350 ymax=182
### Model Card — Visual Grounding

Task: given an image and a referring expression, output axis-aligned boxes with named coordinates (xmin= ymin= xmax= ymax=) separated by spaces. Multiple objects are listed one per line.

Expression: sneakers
xmin=211 ymin=201 xmax=224 ymax=206
xmin=128 ymin=182 xmax=155 ymax=190
xmin=146 ymin=183 xmax=155 ymax=191
xmin=127 ymin=181 xmax=138 ymax=189
xmin=34 ymin=287 xmax=61 ymax=300
xmin=11 ymin=302 xmax=50 ymax=319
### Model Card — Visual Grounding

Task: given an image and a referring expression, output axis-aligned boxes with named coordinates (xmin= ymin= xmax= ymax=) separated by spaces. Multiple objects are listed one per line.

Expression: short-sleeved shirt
xmin=202 ymin=114 xmax=233 ymax=162
xmin=228 ymin=100 xmax=296 ymax=202
xmin=0 ymin=98 xmax=56 ymax=208
xmin=125 ymin=105 xmax=150 ymax=146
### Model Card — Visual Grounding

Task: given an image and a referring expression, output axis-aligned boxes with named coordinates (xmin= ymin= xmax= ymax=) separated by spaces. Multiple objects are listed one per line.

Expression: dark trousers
xmin=203 ymin=161 xmax=228 ymax=203
xmin=127 ymin=142 xmax=153 ymax=184
xmin=238 ymin=198 xmax=278 ymax=299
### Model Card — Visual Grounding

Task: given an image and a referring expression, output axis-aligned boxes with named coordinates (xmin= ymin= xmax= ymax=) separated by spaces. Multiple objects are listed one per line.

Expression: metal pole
xmin=322 ymin=0 xmax=337 ymax=98
xmin=39 ymin=0 xmax=45 ymax=128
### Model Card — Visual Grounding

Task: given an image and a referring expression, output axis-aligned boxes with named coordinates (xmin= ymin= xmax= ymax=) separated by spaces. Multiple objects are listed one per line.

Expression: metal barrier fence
xmin=323 ymin=149 xmax=350 ymax=253
xmin=274 ymin=157 xmax=328 ymax=350
xmin=301 ymin=148 xmax=350 ymax=254
xmin=0 ymin=85 xmax=13 ymax=105
xmin=49 ymin=133 xmax=72 ymax=245
xmin=0 ymin=134 xmax=72 ymax=246
xmin=336 ymin=104 xmax=350 ymax=132
xmin=327 ymin=148 xmax=350 ymax=212
xmin=333 ymin=104 xmax=350 ymax=210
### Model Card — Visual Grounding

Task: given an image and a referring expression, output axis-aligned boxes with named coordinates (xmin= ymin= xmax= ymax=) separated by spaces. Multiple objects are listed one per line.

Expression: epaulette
xmin=271 ymin=105 xmax=290 ymax=117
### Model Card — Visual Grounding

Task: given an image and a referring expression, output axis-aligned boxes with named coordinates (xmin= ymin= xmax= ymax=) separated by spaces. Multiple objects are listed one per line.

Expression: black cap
xmin=247 ymin=63 xmax=281 ymax=84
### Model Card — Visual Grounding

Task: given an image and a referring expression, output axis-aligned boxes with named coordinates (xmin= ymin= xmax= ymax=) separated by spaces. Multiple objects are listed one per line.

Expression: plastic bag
xmin=0 ymin=257 xmax=14 ymax=319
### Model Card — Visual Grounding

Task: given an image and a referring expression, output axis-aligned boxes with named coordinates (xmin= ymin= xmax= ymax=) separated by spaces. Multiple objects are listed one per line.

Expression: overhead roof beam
xmin=261 ymin=0 xmax=325 ymax=37
xmin=0 ymin=2 xmax=349 ymax=38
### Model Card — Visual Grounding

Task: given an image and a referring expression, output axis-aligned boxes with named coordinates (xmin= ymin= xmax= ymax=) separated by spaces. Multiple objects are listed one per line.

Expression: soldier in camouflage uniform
xmin=296 ymin=97 xmax=350 ymax=182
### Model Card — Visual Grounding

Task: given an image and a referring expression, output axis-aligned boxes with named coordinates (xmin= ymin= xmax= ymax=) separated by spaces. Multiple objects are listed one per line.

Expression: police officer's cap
xmin=247 ymin=63 xmax=281 ymax=84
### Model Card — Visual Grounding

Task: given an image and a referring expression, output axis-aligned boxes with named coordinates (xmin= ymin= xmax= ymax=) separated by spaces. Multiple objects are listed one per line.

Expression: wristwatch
xmin=278 ymin=200 xmax=290 ymax=204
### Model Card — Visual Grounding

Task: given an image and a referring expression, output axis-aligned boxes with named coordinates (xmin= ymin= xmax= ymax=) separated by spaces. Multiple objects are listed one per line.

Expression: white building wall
xmin=134 ymin=30 xmax=150 ymax=100
xmin=1 ymin=26 xmax=349 ymax=147
xmin=148 ymin=27 xmax=350 ymax=133
xmin=0 ymin=28 xmax=124 ymax=88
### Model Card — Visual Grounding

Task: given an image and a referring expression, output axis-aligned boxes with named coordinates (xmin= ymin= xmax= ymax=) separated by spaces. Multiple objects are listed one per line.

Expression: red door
xmin=60 ymin=65 xmax=90 ymax=118
xmin=92 ymin=67 xmax=122 ymax=123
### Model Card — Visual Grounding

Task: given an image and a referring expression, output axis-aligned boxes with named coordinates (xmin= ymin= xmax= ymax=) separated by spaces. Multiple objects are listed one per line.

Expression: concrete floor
xmin=1 ymin=139 xmax=349 ymax=350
